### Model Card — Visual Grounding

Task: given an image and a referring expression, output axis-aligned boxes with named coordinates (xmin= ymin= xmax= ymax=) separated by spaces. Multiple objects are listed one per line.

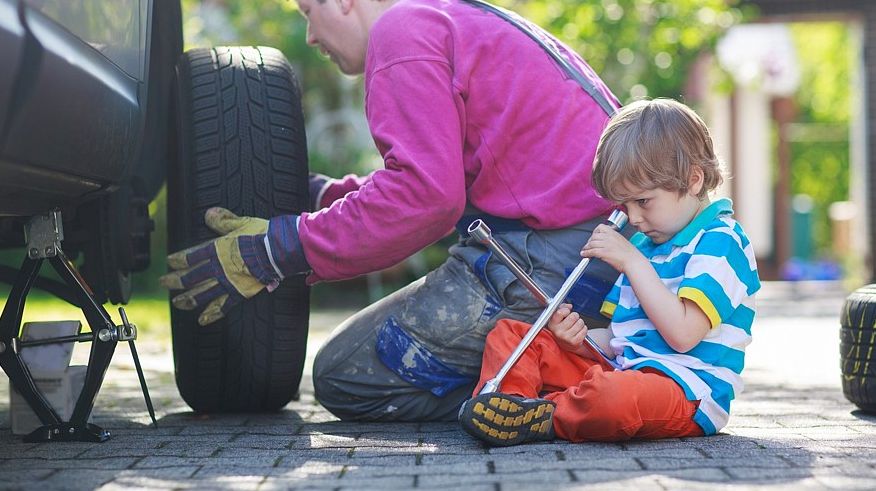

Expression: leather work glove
xmin=159 ymin=207 xmax=309 ymax=326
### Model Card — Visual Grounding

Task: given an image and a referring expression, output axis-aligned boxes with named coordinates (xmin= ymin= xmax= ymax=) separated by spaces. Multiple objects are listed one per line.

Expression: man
xmin=161 ymin=0 xmax=620 ymax=421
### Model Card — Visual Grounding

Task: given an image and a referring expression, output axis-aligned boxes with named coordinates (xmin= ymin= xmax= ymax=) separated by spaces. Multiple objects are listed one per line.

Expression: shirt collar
xmin=630 ymin=198 xmax=734 ymax=253
xmin=671 ymin=198 xmax=734 ymax=246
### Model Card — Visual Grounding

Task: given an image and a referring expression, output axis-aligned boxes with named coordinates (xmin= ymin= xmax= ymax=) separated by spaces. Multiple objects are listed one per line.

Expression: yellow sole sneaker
xmin=458 ymin=393 xmax=556 ymax=446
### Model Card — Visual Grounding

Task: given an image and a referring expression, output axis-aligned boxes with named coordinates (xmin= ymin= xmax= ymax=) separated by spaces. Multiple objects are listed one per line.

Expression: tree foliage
xmin=182 ymin=0 xmax=747 ymax=117
xmin=495 ymin=0 xmax=746 ymax=102
xmin=787 ymin=22 xmax=854 ymax=254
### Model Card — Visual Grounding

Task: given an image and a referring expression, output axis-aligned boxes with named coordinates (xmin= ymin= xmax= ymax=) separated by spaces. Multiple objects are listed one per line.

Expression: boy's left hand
xmin=547 ymin=303 xmax=590 ymax=356
xmin=581 ymin=224 xmax=645 ymax=274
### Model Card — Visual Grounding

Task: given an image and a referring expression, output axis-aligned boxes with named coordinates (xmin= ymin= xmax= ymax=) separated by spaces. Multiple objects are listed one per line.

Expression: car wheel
xmin=840 ymin=284 xmax=876 ymax=413
xmin=168 ymin=46 xmax=310 ymax=412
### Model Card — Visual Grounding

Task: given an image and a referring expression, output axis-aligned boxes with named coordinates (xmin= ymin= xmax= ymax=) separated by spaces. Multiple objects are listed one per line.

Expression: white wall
xmin=732 ymin=88 xmax=774 ymax=258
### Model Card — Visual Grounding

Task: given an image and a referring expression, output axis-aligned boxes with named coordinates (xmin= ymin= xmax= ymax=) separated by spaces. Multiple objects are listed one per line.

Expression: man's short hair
xmin=591 ymin=98 xmax=724 ymax=203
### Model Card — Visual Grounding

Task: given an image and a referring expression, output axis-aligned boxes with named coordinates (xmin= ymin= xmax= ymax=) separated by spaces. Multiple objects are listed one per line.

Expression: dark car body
xmin=0 ymin=0 xmax=182 ymax=302
xmin=0 ymin=1 xmax=312 ymax=413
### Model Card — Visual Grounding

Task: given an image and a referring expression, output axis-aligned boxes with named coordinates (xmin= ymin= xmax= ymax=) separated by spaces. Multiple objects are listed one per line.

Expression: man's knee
xmin=311 ymin=335 xmax=376 ymax=420
xmin=312 ymin=317 xmax=477 ymax=422
xmin=311 ymin=343 xmax=348 ymax=417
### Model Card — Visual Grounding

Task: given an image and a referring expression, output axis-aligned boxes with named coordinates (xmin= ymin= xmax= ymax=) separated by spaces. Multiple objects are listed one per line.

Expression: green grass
xmin=1 ymin=293 xmax=172 ymax=342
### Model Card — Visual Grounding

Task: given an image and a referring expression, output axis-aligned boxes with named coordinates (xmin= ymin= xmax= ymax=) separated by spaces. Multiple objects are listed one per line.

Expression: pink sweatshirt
xmin=299 ymin=0 xmax=617 ymax=283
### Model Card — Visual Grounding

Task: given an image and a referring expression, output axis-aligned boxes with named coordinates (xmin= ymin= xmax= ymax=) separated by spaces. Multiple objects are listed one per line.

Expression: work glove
xmin=309 ymin=172 xmax=333 ymax=211
xmin=159 ymin=207 xmax=309 ymax=326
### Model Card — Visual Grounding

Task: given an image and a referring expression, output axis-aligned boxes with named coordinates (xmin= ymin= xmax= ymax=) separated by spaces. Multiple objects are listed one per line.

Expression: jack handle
xmin=471 ymin=209 xmax=628 ymax=395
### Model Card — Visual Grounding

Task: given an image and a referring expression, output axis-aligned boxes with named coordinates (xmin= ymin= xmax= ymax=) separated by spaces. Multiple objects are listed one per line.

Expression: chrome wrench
xmin=470 ymin=209 xmax=628 ymax=395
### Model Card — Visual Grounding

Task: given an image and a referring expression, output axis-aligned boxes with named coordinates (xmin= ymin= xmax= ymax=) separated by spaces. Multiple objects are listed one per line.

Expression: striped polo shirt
xmin=600 ymin=198 xmax=761 ymax=435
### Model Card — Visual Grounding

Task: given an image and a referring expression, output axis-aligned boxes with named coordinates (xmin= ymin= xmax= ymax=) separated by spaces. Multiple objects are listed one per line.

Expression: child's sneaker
xmin=458 ymin=393 xmax=556 ymax=446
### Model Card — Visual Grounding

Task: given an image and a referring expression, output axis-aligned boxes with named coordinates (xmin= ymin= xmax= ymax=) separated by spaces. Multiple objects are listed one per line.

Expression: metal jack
xmin=470 ymin=210 xmax=628 ymax=395
xmin=0 ymin=211 xmax=157 ymax=442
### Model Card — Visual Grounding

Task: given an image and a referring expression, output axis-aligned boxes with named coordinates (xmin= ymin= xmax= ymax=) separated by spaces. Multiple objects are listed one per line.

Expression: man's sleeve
xmin=298 ymin=13 xmax=467 ymax=283
xmin=318 ymin=173 xmax=373 ymax=209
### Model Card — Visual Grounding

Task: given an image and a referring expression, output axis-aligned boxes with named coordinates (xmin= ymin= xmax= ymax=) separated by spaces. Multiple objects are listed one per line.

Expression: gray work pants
xmin=312 ymin=216 xmax=620 ymax=421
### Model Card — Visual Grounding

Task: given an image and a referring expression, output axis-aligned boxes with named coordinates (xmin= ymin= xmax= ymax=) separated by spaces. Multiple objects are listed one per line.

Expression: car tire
xmin=840 ymin=284 xmax=876 ymax=413
xmin=168 ymin=46 xmax=310 ymax=412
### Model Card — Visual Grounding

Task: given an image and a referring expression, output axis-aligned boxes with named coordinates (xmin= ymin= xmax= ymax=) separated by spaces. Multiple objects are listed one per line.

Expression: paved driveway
xmin=1 ymin=282 xmax=874 ymax=490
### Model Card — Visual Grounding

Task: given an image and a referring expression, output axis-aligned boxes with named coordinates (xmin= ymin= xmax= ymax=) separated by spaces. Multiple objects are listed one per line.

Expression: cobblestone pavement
xmin=1 ymin=281 xmax=875 ymax=490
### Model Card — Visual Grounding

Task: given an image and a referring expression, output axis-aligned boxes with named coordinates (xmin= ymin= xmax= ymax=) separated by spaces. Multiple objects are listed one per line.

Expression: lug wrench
xmin=469 ymin=210 xmax=628 ymax=395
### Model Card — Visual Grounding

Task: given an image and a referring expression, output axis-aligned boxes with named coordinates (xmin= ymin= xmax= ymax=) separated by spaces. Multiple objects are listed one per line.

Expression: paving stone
xmin=570 ymin=468 xmax=731 ymax=485
xmin=294 ymin=433 xmax=360 ymax=448
xmin=98 ymin=482 xmax=190 ymax=491
xmin=259 ymin=480 xmax=340 ymax=491
xmin=12 ymin=443 xmax=96 ymax=459
xmin=350 ymin=446 xmax=426 ymax=458
xmin=0 ymin=441 xmax=37 ymax=459
xmin=266 ymin=474 xmax=415 ymax=489
xmin=274 ymin=449 xmax=357 ymax=467
xmin=0 ymin=468 xmax=55 ymax=482
xmin=639 ymin=456 xmax=791 ymax=471
xmin=814 ymin=475 xmax=876 ymax=489
xmin=268 ymin=461 xmax=345 ymax=480
xmin=37 ymin=469 xmax=128 ymax=490
xmin=139 ymin=442 xmax=225 ymax=458
xmin=419 ymin=452 xmax=496 ymax=465
xmin=2 ymin=289 xmax=876 ymax=489
xmin=83 ymin=466 xmax=202 ymax=490
xmin=340 ymin=461 xmax=487 ymax=477
xmin=134 ymin=455 xmax=279 ymax=468
xmin=414 ymin=485 xmax=496 ymax=491
xmin=515 ymin=476 xmax=664 ymax=491
xmin=0 ymin=456 xmax=139 ymax=470
xmin=670 ymin=478 xmax=828 ymax=491
xmin=345 ymin=454 xmax=417 ymax=466
xmin=493 ymin=457 xmax=642 ymax=473
xmin=221 ymin=434 xmax=296 ymax=450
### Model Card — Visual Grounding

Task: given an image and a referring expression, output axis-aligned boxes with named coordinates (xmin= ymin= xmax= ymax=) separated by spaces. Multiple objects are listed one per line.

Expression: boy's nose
xmin=305 ymin=25 xmax=318 ymax=46
xmin=627 ymin=209 xmax=643 ymax=227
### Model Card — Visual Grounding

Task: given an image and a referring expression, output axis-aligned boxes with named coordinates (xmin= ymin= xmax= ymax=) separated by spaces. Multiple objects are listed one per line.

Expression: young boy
xmin=458 ymin=98 xmax=761 ymax=445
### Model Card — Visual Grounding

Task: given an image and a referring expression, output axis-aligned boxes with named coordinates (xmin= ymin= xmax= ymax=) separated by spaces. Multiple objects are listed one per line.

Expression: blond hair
xmin=591 ymin=98 xmax=724 ymax=203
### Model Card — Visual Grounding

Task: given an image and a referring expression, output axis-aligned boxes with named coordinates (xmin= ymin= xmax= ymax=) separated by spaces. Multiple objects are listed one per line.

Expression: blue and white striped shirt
xmin=600 ymin=198 xmax=760 ymax=435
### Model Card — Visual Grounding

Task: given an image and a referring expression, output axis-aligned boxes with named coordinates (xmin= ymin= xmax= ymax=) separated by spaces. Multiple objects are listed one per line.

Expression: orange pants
xmin=474 ymin=319 xmax=703 ymax=442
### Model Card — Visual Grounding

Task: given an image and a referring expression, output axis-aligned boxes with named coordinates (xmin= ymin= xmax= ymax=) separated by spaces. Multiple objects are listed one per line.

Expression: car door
xmin=0 ymin=0 xmax=145 ymax=216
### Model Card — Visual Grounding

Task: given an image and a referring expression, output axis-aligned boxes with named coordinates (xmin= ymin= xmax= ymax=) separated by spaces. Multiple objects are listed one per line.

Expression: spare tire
xmin=840 ymin=284 xmax=876 ymax=413
xmin=167 ymin=46 xmax=310 ymax=412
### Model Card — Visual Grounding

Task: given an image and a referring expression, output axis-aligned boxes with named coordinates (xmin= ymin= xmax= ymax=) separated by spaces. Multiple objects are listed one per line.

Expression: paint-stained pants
xmin=312 ymin=217 xmax=620 ymax=421
xmin=475 ymin=320 xmax=704 ymax=441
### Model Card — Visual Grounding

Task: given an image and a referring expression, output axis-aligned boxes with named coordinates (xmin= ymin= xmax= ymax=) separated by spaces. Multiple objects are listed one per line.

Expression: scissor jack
xmin=0 ymin=211 xmax=156 ymax=442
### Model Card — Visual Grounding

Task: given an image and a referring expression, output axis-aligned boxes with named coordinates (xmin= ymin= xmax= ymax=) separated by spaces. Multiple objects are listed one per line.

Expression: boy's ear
xmin=688 ymin=166 xmax=705 ymax=196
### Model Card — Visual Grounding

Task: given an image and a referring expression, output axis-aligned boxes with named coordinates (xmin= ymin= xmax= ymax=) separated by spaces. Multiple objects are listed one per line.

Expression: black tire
xmin=168 ymin=46 xmax=310 ymax=412
xmin=840 ymin=284 xmax=876 ymax=413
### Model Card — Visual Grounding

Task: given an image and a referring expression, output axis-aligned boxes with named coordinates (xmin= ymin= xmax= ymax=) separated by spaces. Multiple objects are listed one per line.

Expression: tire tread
xmin=841 ymin=284 xmax=876 ymax=413
xmin=168 ymin=46 xmax=310 ymax=412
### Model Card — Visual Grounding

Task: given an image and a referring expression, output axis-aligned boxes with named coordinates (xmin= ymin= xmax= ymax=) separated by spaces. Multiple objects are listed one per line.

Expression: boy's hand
xmin=547 ymin=303 xmax=590 ymax=356
xmin=581 ymin=224 xmax=646 ymax=274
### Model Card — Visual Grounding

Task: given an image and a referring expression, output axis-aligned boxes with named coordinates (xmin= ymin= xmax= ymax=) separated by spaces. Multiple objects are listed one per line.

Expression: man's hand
xmin=547 ymin=303 xmax=590 ymax=356
xmin=159 ymin=207 xmax=307 ymax=326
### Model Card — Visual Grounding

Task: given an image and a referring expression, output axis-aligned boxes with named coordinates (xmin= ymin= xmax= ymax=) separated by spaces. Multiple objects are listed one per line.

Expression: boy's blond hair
xmin=591 ymin=98 xmax=724 ymax=203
